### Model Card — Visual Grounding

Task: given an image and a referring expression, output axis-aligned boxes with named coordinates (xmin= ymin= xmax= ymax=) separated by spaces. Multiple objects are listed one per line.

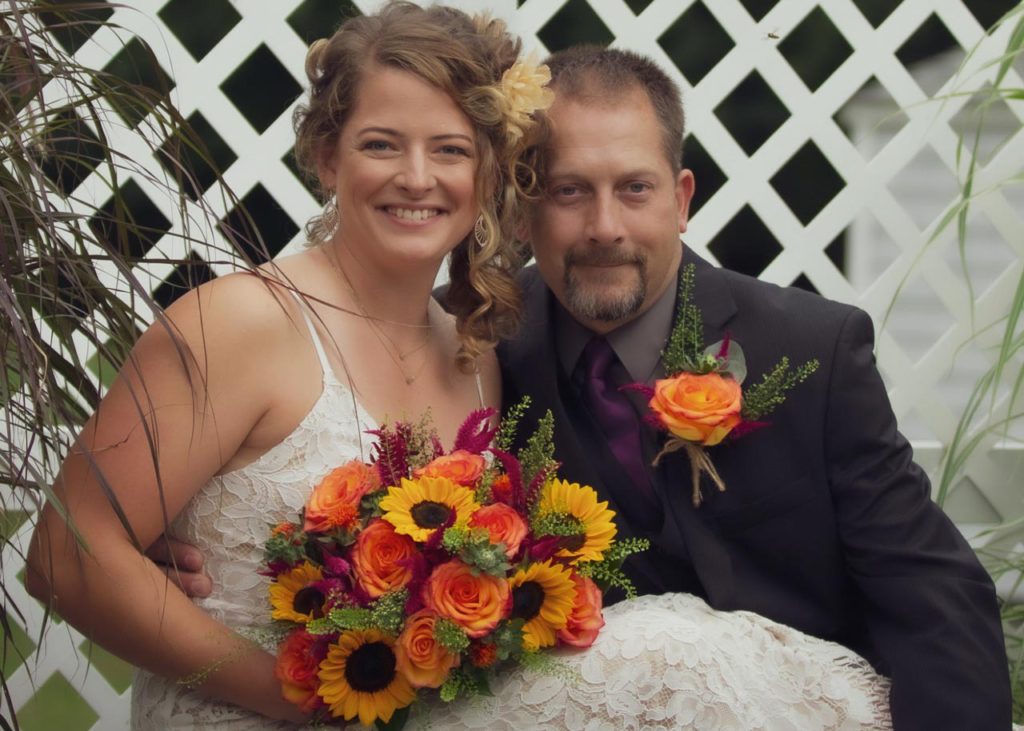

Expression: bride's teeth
xmin=390 ymin=208 xmax=438 ymax=221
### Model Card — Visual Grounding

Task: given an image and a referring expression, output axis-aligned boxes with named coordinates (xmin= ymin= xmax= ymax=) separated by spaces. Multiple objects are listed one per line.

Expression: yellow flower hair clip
xmin=496 ymin=53 xmax=554 ymax=143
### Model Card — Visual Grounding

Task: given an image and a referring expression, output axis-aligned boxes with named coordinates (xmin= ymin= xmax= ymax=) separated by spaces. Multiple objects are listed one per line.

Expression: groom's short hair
xmin=544 ymin=46 xmax=685 ymax=173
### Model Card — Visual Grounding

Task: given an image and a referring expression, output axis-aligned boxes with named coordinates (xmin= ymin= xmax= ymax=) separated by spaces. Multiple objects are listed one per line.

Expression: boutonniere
xmin=628 ymin=263 xmax=820 ymax=508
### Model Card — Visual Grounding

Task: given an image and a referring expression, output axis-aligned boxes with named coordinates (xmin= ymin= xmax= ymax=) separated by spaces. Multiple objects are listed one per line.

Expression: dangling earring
xmin=473 ymin=215 xmax=487 ymax=250
xmin=322 ymin=192 xmax=340 ymax=237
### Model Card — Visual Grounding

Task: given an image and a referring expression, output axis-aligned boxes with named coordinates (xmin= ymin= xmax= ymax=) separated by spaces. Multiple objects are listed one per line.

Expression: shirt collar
xmin=555 ymin=272 xmax=678 ymax=384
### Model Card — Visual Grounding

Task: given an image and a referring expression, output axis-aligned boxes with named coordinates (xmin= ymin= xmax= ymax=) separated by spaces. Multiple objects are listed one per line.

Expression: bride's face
xmin=320 ymin=65 xmax=480 ymax=272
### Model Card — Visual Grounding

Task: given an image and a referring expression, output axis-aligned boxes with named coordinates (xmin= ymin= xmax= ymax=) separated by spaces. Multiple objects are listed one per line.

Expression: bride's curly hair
xmin=293 ymin=1 xmax=546 ymax=371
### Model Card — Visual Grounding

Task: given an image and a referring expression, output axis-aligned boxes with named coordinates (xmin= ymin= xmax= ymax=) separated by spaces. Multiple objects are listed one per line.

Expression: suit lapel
xmin=688 ymin=250 xmax=738 ymax=344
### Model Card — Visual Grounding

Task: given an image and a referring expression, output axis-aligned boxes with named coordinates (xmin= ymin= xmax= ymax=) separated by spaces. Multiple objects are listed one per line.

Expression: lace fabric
xmin=411 ymin=592 xmax=892 ymax=731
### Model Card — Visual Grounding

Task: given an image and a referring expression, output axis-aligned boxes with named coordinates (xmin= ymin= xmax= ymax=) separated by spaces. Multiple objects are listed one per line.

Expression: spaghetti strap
xmin=474 ymin=369 xmax=485 ymax=409
xmin=286 ymin=290 xmax=333 ymax=380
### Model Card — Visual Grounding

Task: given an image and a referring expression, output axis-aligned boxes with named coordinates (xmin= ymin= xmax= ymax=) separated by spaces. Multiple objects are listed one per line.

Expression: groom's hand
xmin=145 ymin=537 xmax=212 ymax=598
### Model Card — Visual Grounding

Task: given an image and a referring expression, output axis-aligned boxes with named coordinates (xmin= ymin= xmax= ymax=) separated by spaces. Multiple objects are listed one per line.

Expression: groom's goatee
xmin=562 ymin=249 xmax=648 ymax=322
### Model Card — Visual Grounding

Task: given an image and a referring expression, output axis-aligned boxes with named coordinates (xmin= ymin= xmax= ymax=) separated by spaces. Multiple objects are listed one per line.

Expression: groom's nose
xmin=586 ymin=191 xmax=625 ymax=246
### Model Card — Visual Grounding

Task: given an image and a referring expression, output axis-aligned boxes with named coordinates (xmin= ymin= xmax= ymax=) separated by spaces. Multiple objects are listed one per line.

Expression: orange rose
xmin=649 ymin=372 xmax=742 ymax=446
xmin=423 ymin=560 xmax=510 ymax=638
xmin=275 ymin=628 xmax=322 ymax=713
xmin=413 ymin=450 xmax=486 ymax=487
xmin=395 ymin=609 xmax=460 ymax=688
xmin=557 ymin=574 xmax=604 ymax=648
xmin=304 ymin=461 xmax=380 ymax=533
xmin=469 ymin=503 xmax=528 ymax=559
xmin=352 ymin=519 xmax=417 ymax=598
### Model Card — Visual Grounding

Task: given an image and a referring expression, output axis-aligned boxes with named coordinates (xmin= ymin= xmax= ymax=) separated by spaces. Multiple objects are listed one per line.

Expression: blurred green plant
xmin=0 ymin=2 xmax=265 ymax=727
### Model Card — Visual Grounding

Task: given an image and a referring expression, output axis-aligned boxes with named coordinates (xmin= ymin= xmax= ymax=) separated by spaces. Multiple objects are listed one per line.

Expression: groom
xmin=498 ymin=46 xmax=1011 ymax=730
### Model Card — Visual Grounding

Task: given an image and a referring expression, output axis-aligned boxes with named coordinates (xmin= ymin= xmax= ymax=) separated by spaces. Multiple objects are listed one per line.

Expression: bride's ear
xmin=316 ymin=142 xmax=339 ymax=193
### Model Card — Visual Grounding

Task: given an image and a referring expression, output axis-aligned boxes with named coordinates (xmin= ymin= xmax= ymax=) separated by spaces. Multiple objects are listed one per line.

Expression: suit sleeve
xmin=824 ymin=308 xmax=1011 ymax=731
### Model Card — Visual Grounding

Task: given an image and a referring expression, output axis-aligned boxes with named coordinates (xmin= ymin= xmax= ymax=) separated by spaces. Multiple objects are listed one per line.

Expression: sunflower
xmin=317 ymin=629 xmax=417 ymax=727
xmin=379 ymin=475 xmax=480 ymax=542
xmin=508 ymin=560 xmax=577 ymax=651
xmin=269 ymin=562 xmax=326 ymax=623
xmin=535 ymin=479 xmax=617 ymax=564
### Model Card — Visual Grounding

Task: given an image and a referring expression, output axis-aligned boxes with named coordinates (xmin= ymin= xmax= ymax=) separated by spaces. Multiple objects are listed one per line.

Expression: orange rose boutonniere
xmin=636 ymin=263 xmax=819 ymax=507
xmin=649 ymin=372 xmax=742 ymax=447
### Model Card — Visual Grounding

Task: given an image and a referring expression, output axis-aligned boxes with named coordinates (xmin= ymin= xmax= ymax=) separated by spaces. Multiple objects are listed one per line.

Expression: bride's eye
xmin=438 ymin=144 xmax=471 ymax=157
xmin=362 ymin=139 xmax=393 ymax=152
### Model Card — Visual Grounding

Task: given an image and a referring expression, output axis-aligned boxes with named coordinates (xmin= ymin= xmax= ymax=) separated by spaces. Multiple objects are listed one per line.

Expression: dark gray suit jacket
xmin=496 ymin=252 xmax=1010 ymax=731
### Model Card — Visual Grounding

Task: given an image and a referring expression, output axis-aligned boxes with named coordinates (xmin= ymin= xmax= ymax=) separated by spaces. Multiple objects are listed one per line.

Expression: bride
xmin=26 ymin=2 xmax=534 ymax=726
xmin=27 ymin=2 xmax=899 ymax=729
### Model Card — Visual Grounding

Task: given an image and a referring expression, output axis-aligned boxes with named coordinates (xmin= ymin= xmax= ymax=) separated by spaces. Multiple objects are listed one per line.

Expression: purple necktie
xmin=579 ymin=337 xmax=659 ymax=513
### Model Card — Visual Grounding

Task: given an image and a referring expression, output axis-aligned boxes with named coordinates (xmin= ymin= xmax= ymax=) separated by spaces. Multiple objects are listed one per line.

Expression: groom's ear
xmin=675 ymin=169 xmax=696 ymax=234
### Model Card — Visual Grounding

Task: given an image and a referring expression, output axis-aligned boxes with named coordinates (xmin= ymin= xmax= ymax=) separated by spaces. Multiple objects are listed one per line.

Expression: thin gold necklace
xmin=323 ymin=247 xmax=433 ymax=385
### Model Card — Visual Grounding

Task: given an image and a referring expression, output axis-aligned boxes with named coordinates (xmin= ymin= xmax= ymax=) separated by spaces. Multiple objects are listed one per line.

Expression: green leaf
xmin=375 ymin=704 xmax=411 ymax=731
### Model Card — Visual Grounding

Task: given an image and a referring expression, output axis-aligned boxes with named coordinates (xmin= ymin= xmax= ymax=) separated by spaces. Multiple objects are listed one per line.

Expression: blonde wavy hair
xmin=292 ymin=1 xmax=547 ymax=371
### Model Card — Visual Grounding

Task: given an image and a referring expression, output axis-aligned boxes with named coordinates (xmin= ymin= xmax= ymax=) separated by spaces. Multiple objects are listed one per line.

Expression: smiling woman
xmin=24 ymin=2 xmax=550 ymax=729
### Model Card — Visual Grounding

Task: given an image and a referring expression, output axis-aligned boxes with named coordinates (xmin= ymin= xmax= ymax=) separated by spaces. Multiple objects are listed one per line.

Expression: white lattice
xmin=4 ymin=1 xmax=1023 ymax=728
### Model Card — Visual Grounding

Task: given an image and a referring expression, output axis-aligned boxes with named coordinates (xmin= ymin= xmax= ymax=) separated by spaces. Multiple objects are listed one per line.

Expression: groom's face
xmin=528 ymin=87 xmax=695 ymax=334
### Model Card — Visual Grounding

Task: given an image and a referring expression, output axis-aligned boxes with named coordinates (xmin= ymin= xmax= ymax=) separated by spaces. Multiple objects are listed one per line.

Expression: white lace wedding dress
xmin=131 ymin=309 xmax=893 ymax=730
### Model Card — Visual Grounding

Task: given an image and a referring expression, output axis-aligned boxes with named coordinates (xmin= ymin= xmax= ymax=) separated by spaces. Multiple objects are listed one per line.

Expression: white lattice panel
xmin=4 ymin=1 xmax=1023 ymax=728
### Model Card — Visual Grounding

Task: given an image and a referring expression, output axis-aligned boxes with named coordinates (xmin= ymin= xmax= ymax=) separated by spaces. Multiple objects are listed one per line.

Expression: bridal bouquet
xmin=261 ymin=401 xmax=646 ymax=729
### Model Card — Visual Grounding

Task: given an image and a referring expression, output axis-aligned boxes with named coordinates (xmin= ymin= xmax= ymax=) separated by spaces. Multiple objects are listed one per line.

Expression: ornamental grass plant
xmin=890 ymin=2 xmax=1024 ymax=719
xmin=0 ymin=2 xmax=265 ymax=726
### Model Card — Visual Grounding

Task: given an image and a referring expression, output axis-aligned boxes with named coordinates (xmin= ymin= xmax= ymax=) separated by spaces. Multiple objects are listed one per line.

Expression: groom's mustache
xmin=564 ymin=250 xmax=647 ymax=270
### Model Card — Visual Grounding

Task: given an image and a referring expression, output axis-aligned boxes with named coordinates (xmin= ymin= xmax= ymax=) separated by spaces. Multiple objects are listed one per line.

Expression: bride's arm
xmin=26 ymin=274 xmax=308 ymax=723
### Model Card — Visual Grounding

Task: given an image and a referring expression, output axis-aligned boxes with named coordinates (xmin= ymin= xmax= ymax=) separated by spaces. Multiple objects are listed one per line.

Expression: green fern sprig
xmin=439 ymin=665 xmax=490 ymax=702
xmin=311 ymin=589 xmax=409 ymax=636
xmin=741 ymin=357 xmax=820 ymax=422
xmin=518 ymin=409 xmax=557 ymax=493
xmin=576 ymin=538 xmax=650 ymax=599
xmin=662 ymin=263 xmax=704 ymax=374
xmin=496 ymin=396 xmax=532 ymax=451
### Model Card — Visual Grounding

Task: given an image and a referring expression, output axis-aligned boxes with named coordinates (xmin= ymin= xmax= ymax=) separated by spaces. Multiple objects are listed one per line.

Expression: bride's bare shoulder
xmin=149 ymin=254 xmax=333 ymax=380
